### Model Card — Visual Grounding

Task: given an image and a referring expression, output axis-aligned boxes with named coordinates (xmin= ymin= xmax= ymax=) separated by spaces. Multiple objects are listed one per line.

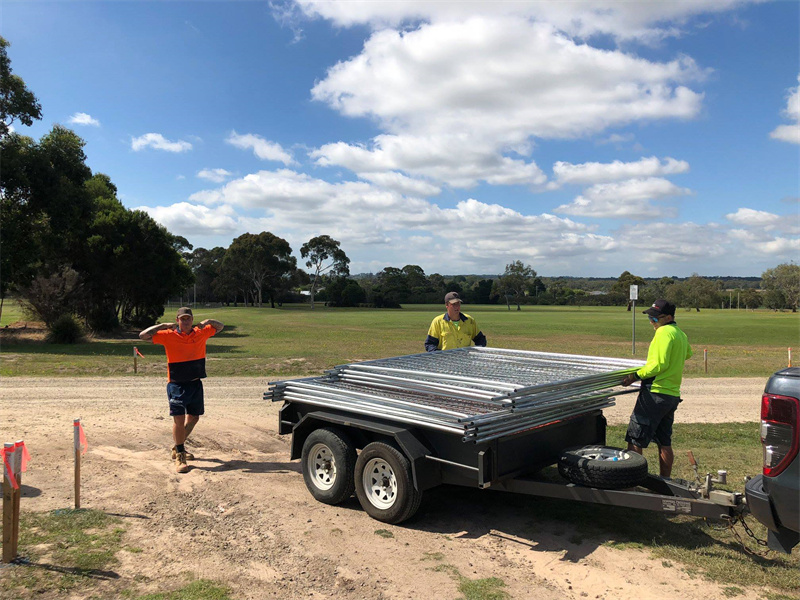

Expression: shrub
xmin=46 ymin=314 xmax=85 ymax=344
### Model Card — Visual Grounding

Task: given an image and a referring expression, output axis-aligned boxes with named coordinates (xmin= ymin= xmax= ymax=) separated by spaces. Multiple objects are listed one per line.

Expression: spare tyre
xmin=558 ymin=445 xmax=648 ymax=489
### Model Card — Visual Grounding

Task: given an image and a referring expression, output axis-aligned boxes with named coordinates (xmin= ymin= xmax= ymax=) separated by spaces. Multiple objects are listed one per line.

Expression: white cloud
xmin=313 ymin=135 xmax=547 ymax=189
xmin=226 ymin=131 xmax=294 ymax=164
xmin=552 ymin=157 xmax=690 ymax=186
xmin=309 ymin=18 xmax=706 ymax=188
xmin=178 ymin=169 xmax=613 ymax=268
xmin=725 ymin=207 xmax=781 ymax=230
xmin=596 ymin=133 xmax=636 ymax=146
xmin=131 ymin=133 xmax=192 ymax=153
xmin=356 ymin=171 xmax=441 ymax=197
xmin=615 ymin=221 xmax=728 ymax=263
xmin=295 ymin=0 xmax=755 ymax=44
xmin=145 ymin=168 xmax=798 ymax=275
xmin=555 ymin=177 xmax=691 ymax=218
xmin=770 ymin=75 xmax=800 ymax=144
xmin=138 ymin=202 xmax=239 ymax=237
xmin=197 ymin=168 xmax=233 ymax=183
xmin=312 ymin=20 xmax=706 ymax=139
xmin=68 ymin=112 xmax=100 ymax=127
xmin=728 ymin=228 xmax=800 ymax=256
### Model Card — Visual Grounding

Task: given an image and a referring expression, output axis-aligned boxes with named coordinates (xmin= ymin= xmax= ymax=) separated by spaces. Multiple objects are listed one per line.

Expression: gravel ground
xmin=0 ymin=376 xmax=774 ymax=600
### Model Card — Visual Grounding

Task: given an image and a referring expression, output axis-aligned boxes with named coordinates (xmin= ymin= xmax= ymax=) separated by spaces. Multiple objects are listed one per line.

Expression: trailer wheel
xmin=301 ymin=427 xmax=356 ymax=505
xmin=558 ymin=445 xmax=648 ymax=490
xmin=354 ymin=441 xmax=422 ymax=524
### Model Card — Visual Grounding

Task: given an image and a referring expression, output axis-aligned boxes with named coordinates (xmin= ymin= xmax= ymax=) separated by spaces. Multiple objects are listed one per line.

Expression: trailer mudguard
xmin=288 ymin=409 xmax=443 ymax=492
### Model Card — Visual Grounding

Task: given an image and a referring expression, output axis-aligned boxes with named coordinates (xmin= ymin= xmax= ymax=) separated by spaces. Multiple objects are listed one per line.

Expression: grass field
xmin=1 ymin=301 xmax=797 ymax=377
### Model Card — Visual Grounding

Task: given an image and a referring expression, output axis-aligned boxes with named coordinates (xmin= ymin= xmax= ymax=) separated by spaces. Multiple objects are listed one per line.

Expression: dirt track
xmin=0 ymin=376 xmax=777 ymax=599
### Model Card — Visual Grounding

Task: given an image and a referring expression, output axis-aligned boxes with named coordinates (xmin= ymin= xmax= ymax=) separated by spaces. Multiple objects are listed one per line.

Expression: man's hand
xmin=622 ymin=373 xmax=638 ymax=386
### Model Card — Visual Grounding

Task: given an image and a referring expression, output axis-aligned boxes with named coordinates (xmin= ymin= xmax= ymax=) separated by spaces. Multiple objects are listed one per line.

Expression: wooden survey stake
xmin=2 ymin=442 xmax=16 ymax=563
xmin=11 ymin=440 xmax=22 ymax=560
xmin=74 ymin=419 xmax=81 ymax=509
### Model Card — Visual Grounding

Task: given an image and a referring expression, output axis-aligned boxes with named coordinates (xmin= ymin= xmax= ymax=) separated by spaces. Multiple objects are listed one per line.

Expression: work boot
xmin=172 ymin=446 xmax=195 ymax=460
xmin=175 ymin=451 xmax=189 ymax=474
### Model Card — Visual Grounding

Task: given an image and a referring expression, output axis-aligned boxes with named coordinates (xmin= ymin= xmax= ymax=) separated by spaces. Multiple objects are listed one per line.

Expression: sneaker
xmin=172 ymin=446 xmax=195 ymax=460
xmin=175 ymin=451 xmax=189 ymax=474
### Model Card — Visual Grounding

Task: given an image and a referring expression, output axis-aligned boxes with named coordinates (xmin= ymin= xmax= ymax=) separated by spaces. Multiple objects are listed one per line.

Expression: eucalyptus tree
xmin=300 ymin=235 xmax=350 ymax=309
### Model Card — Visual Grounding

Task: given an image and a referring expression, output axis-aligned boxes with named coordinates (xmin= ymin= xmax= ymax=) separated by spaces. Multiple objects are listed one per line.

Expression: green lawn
xmin=1 ymin=301 xmax=798 ymax=377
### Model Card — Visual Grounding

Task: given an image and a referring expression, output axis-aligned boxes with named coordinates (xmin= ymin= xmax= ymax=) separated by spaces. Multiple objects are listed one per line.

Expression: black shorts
xmin=167 ymin=380 xmax=205 ymax=417
xmin=625 ymin=387 xmax=681 ymax=448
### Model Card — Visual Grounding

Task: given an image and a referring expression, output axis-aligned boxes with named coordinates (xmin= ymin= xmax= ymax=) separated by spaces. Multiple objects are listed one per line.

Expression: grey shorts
xmin=625 ymin=387 xmax=681 ymax=448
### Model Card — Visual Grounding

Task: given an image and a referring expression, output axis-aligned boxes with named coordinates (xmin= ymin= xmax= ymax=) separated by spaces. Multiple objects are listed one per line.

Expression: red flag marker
xmin=74 ymin=420 xmax=88 ymax=455
xmin=1 ymin=447 xmax=18 ymax=490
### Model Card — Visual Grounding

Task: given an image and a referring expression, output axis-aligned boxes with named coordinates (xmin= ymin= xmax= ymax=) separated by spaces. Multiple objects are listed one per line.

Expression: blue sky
xmin=4 ymin=0 xmax=799 ymax=277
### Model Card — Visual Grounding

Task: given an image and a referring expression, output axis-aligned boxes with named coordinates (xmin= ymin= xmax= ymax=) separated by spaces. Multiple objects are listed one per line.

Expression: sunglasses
xmin=648 ymin=315 xmax=660 ymax=323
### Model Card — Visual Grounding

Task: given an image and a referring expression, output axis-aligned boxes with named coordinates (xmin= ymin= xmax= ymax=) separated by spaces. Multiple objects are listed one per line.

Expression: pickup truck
xmin=745 ymin=367 xmax=800 ymax=553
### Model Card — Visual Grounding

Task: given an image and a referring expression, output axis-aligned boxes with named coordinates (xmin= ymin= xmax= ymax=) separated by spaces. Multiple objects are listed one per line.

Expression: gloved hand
xmin=622 ymin=373 xmax=638 ymax=386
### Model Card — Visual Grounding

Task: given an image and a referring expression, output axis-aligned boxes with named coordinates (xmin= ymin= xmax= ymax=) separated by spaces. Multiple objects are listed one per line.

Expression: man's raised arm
xmin=139 ymin=322 xmax=175 ymax=340
xmin=200 ymin=319 xmax=224 ymax=333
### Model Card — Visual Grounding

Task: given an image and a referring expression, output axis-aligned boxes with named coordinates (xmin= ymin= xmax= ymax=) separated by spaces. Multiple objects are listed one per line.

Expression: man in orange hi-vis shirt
xmin=140 ymin=307 xmax=224 ymax=473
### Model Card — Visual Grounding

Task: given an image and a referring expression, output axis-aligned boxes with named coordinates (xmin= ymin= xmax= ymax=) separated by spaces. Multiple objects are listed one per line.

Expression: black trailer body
xmin=281 ymin=402 xmax=606 ymax=491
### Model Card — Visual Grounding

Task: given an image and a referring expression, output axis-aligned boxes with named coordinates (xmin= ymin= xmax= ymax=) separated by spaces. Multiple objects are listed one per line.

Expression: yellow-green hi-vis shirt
xmin=425 ymin=313 xmax=486 ymax=351
xmin=636 ymin=322 xmax=693 ymax=397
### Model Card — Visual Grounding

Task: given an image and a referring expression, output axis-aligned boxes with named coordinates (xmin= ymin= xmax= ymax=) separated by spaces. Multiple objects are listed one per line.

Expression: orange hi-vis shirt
xmin=151 ymin=325 xmax=218 ymax=382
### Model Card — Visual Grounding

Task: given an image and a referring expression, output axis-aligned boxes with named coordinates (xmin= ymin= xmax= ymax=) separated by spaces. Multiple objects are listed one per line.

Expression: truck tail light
xmin=761 ymin=393 xmax=799 ymax=477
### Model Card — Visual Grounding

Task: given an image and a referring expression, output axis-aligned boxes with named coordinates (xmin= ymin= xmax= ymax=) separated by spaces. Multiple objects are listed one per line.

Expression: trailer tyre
xmin=354 ymin=441 xmax=422 ymax=524
xmin=558 ymin=445 xmax=648 ymax=490
xmin=301 ymin=427 xmax=356 ymax=505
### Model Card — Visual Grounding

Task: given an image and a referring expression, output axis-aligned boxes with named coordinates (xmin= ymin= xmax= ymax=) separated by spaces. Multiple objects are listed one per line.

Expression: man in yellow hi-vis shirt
xmin=425 ymin=292 xmax=487 ymax=352
xmin=622 ymin=299 xmax=692 ymax=478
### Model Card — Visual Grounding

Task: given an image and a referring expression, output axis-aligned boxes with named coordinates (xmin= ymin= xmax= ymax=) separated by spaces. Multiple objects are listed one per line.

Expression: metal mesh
xmin=266 ymin=347 xmax=644 ymax=443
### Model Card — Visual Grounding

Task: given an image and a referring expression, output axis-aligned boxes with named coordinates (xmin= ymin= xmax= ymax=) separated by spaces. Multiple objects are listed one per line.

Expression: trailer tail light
xmin=761 ymin=393 xmax=799 ymax=477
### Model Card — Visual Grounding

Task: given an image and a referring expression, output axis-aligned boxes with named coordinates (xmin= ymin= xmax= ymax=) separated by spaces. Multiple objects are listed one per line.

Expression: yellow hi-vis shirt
xmin=636 ymin=322 xmax=693 ymax=397
xmin=426 ymin=312 xmax=483 ymax=351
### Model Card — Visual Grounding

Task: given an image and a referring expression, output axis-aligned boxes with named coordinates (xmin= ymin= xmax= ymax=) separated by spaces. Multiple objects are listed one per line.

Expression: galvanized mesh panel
xmin=266 ymin=347 xmax=644 ymax=443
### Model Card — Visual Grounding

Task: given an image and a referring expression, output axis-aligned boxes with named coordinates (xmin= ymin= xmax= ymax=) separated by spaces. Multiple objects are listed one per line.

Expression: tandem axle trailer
xmin=269 ymin=348 xmax=744 ymax=525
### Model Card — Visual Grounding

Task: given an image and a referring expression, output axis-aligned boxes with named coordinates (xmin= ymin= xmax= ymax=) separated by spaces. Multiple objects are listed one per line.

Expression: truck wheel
xmin=558 ymin=445 xmax=648 ymax=490
xmin=354 ymin=441 xmax=422 ymax=524
xmin=301 ymin=427 xmax=356 ymax=505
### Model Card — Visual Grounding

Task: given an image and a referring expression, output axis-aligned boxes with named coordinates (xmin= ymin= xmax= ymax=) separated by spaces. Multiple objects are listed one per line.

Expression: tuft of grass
xmin=459 ymin=576 xmax=509 ymax=600
xmin=374 ymin=529 xmax=394 ymax=538
xmin=722 ymin=587 xmax=744 ymax=597
xmin=422 ymin=551 xmax=445 ymax=561
xmin=431 ymin=563 xmax=509 ymax=600
xmin=134 ymin=579 xmax=234 ymax=600
xmin=0 ymin=509 xmax=125 ymax=597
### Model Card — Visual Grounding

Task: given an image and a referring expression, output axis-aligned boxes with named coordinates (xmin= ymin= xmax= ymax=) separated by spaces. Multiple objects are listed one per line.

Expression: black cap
xmin=176 ymin=307 xmax=193 ymax=318
xmin=444 ymin=292 xmax=462 ymax=304
xmin=643 ymin=299 xmax=675 ymax=318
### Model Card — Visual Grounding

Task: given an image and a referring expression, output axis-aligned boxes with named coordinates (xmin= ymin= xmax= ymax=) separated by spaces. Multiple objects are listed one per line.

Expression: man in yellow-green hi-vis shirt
xmin=621 ymin=299 xmax=693 ymax=478
xmin=425 ymin=292 xmax=487 ymax=352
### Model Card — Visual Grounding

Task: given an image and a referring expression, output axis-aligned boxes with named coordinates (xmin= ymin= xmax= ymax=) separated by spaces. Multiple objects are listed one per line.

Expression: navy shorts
xmin=167 ymin=380 xmax=205 ymax=417
xmin=625 ymin=387 xmax=681 ymax=448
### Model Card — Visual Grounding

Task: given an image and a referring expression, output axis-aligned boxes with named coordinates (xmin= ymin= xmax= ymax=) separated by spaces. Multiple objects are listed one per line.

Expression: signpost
xmin=630 ymin=285 xmax=638 ymax=354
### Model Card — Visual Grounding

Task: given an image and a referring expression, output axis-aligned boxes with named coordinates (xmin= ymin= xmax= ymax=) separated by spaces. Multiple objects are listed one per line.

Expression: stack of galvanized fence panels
xmin=266 ymin=347 xmax=645 ymax=444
